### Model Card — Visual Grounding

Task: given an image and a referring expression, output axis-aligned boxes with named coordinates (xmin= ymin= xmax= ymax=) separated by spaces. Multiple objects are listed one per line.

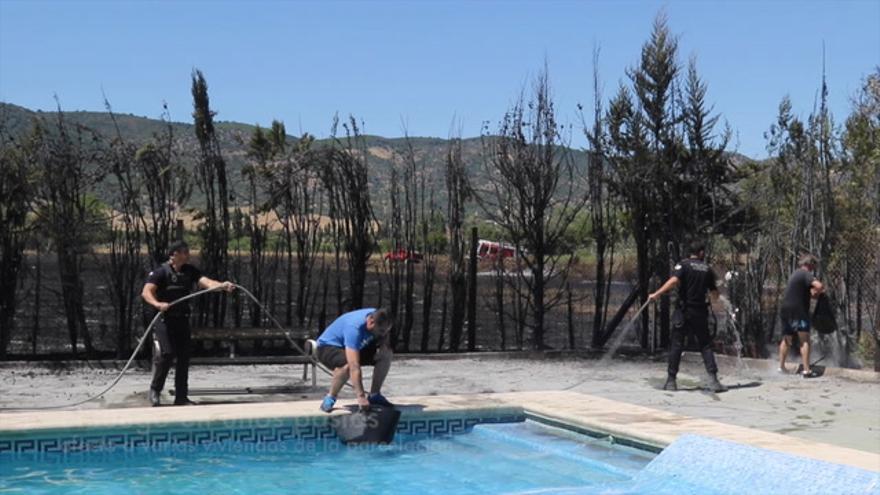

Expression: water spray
xmin=563 ymin=298 xmax=652 ymax=390
xmin=596 ymin=299 xmax=653 ymax=367
xmin=718 ymin=295 xmax=749 ymax=370
xmin=1 ymin=283 xmax=339 ymax=412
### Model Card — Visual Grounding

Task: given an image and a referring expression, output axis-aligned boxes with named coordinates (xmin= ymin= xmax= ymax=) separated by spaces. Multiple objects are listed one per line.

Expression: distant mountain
xmin=0 ymin=102 xmax=498 ymax=212
xmin=0 ymin=102 xmax=754 ymax=217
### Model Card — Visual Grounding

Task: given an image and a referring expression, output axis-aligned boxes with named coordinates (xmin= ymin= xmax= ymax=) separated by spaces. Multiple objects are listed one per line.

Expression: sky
xmin=1 ymin=0 xmax=878 ymax=158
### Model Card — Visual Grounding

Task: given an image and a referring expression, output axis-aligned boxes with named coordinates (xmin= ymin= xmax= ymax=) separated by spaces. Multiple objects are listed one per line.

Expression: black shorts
xmin=780 ymin=314 xmax=810 ymax=336
xmin=316 ymin=343 xmax=379 ymax=369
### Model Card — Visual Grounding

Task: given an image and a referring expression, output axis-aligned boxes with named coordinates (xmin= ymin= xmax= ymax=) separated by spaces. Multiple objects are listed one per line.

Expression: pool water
xmin=0 ymin=421 xmax=656 ymax=494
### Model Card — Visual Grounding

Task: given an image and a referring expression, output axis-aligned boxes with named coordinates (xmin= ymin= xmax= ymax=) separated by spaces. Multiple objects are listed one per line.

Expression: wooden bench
xmin=191 ymin=327 xmax=318 ymax=387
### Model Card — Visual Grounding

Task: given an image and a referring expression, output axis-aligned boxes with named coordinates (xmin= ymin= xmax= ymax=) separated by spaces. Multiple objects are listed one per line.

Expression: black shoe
xmin=173 ymin=398 xmax=197 ymax=406
xmin=149 ymin=389 xmax=161 ymax=407
xmin=801 ymin=369 xmax=819 ymax=379
xmin=706 ymin=374 xmax=727 ymax=393
xmin=663 ymin=375 xmax=677 ymax=391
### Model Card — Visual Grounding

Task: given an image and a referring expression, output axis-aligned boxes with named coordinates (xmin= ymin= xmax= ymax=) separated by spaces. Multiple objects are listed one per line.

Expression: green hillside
xmin=0 ymin=102 xmax=553 ymax=212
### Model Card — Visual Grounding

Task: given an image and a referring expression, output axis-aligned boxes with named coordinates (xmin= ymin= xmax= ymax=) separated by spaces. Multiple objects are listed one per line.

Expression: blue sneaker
xmin=320 ymin=395 xmax=336 ymax=413
xmin=368 ymin=393 xmax=394 ymax=408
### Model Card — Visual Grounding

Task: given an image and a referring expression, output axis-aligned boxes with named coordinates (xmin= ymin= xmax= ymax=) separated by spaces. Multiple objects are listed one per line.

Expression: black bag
xmin=812 ymin=293 xmax=837 ymax=334
xmin=330 ymin=406 xmax=401 ymax=444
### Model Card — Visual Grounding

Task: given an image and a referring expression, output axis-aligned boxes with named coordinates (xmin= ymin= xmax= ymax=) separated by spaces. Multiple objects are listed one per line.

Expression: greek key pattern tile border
xmin=396 ymin=414 xmax=524 ymax=436
xmin=0 ymin=412 xmax=524 ymax=454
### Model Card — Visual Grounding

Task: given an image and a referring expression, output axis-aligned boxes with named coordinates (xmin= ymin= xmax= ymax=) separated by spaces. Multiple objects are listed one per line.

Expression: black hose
xmin=0 ymin=283 xmax=342 ymax=412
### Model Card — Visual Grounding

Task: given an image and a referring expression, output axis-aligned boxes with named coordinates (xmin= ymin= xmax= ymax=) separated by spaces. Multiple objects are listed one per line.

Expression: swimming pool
xmin=0 ymin=419 xmax=657 ymax=494
xmin=2 ymin=401 xmax=877 ymax=495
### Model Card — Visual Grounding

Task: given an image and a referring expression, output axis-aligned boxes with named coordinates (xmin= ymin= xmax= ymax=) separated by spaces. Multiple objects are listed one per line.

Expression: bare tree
xmin=264 ymin=129 xmax=325 ymax=330
xmin=399 ymin=135 xmax=419 ymax=350
xmin=30 ymin=108 xmax=105 ymax=355
xmin=583 ymin=46 xmax=619 ymax=348
xmin=383 ymin=159 xmax=403 ymax=347
xmin=0 ymin=119 xmax=33 ymax=356
xmin=419 ymin=179 xmax=441 ymax=352
xmin=136 ymin=104 xmax=190 ymax=265
xmin=243 ymin=125 xmax=274 ymax=327
xmin=321 ymin=115 xmax=376 ymax=310
xmin=477 ymin=68 xmax=586 ymax=349
xmin=102 ymin=99 xmax=145 ymax=358
xmin=444 ymin=135 xmax=470 ymax=351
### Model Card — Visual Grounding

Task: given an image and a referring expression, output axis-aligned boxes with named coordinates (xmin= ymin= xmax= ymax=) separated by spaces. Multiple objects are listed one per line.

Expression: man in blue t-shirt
xmin=316 ymin=308 xmax=394 ymax=412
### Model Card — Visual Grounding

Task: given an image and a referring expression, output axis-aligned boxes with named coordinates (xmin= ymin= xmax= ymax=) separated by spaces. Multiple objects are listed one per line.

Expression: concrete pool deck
xmin=1 ymin=390 xmax=877 ymax=473
xmin=1 ymin=353 xmax=878 ymax=466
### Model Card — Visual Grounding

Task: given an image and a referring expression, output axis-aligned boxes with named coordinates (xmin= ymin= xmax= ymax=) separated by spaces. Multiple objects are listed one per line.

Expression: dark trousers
xmin=150 ymin=315 xmax=191 ymax=401
xmin=667 ymin=309 xmax=718 ymax=377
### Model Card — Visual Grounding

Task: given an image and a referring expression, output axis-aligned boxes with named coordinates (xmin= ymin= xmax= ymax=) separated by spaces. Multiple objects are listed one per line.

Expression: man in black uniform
xmin=141 ymin=241 xmax=234 ymax=406
xmin=778 ymin=254 xmax=824 ymax=377
xmin=649 ymin=240 xmax=726 ymax=392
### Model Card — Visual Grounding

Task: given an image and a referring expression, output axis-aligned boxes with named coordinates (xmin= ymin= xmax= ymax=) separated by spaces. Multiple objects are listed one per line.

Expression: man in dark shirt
xmin=649 ymin=240 xmax=726 ymax=392
xmin=141 ymin=241 xmax=234 ymax=406
xmin=778 ymin=255 xmax=824 ymax=377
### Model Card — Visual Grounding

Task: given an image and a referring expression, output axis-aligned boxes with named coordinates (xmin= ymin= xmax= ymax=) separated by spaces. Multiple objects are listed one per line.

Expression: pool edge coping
xmin=1 ymin=391 xmax=878 ymax=472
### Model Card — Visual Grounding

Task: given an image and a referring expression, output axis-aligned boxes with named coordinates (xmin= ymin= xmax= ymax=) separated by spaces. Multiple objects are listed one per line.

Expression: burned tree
xmin=444 ymin=136 xmax=470 ymax=351
xmin=399 ymin=135 xmax=420 ymax=350
xmin=264 ymin=128 xmax=325 ymax=329
xmin=383 ymin=159 xmax=403 ymax=347
xmin=136 ymin=104 xmax=190 ymax=265
xmin=418 ymin=163 xmax=443 ymax=352
xmin=840 ymin=71 xmax=880 ymax=370
xmin=321 ymin=116 xmax=376 ymax=310
xmin=603 ymin=83 xmax=653 ymax=347
xmin=285 ymin=133 xmax=324 ymax=329
xmin=0 ymin=120 xmax=33 ymax=357
xmin=30 ymin=109 xmax=105 ymax=355
xmin=583 ymin=47 xmax=619 ymax=348
xmin=192 ymin=69 xmax=231 ymax=327
xmin=243 ymin=124 xmax=275 ymax=327
xmin=102 ymin=100 xmax=146 ymax=358
xmin=419 ymin=195 xmax=441 ymax=352
xmin=626 ymin=13 xmax=682 ymax=347
xmin=478 ymin=68 xmax=586 ymax=349
xmin=755 ymin=67 xmax=869 ymax=367
xmin=603 ymin=15 xmax=741 ymax=348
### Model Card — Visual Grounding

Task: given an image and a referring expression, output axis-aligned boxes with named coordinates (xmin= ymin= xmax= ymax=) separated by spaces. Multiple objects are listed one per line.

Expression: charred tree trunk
xmin=494 ymin=258 xmax=506 ymax=350
xmin=437 ymin=285 xmax=448 ymax=351
xmin=567 ymin=283 xmax=575 ymax=349
xmin=31 ymin=245 xmax=41 ymax=355
xmin=445 ymin=135 xmax=469 ymax=352
xmin=467 ymin=227 xmax=478 ymax=351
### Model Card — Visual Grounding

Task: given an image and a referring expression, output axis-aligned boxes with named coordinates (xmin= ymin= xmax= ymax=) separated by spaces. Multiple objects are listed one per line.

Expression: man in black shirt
xmin=649 ymin=240 xmax=726 ymax=392
xmin=778 ymin=255 xmax=824 ymax=377
xmin=141 ymin=241 xmax=234 ymax=406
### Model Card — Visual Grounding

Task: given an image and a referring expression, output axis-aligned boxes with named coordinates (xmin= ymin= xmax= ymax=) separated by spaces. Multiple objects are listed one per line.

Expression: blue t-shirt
xmin=317 ymin=308 xmax=377 ymax=350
